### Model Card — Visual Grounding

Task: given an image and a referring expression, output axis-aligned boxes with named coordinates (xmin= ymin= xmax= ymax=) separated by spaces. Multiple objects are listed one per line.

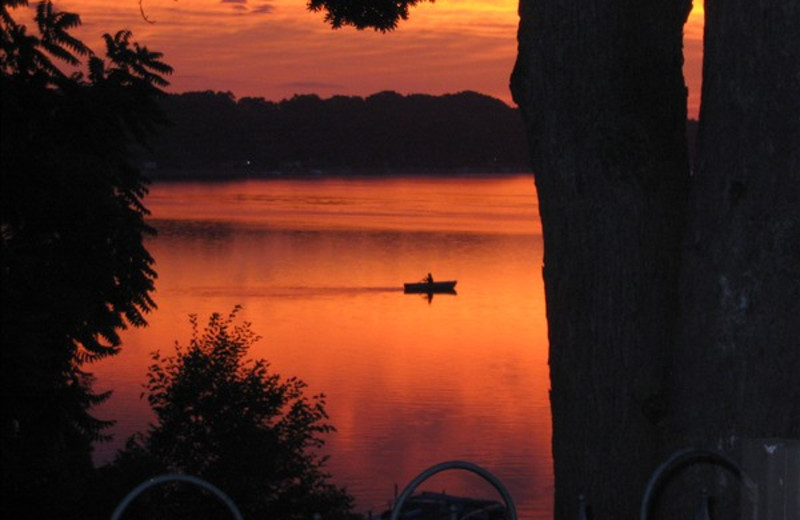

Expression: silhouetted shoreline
xmin=136 ymin=90 xmax=532 ymax=178
xmin=139 ymin=90 xmax=698 ymax=181
xmin=144 ymin=166 xmax=534 ymax=182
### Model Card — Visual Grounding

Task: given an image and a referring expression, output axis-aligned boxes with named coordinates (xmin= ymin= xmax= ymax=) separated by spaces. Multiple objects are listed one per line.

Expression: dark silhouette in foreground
xmin=100 ymin=308 xmax=357 ymax=520
xmin=1 ymin=1 xmax=171 ymax=516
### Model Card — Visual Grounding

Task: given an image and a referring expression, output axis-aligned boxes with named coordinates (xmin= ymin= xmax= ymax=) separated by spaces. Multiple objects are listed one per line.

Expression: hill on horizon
xmin=138 ymin=90 xmax=533 ymax=178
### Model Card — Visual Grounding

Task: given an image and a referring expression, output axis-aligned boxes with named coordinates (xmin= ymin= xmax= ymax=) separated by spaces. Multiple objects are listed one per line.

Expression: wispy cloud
xmin=251 ymin=4 xmax=274 ymax=14
xmin=218 ymin=0 xmax=274 ymax=15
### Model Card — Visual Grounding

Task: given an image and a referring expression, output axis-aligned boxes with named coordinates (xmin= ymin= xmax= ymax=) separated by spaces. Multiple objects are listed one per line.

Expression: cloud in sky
xmin=251 ymin=4 xmax=274 ymax=14
xmin=219 ymin=0 xmax=274 ymax=15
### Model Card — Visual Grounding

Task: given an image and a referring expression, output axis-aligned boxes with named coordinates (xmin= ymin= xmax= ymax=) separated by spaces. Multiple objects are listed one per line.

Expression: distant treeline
xmin=138 ymin=90 xmax=699 ymax=179
xmin=137 ymin=90 xmax=532 ymax=178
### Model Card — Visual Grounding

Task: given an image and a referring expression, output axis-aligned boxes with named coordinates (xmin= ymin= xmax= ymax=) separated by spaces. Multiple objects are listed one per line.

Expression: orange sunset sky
xmin=44 ymin=1 xmax=704 ymax=116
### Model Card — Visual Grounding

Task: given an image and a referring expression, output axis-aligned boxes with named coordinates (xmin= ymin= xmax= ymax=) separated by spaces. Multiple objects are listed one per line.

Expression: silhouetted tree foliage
xmin=138 ymin=90 xmax=530 ymax=177
xmin=307 ymin=0 xmax=432 ymax=32
xmin=1 ymin=1 xmax=171 ymax=516
xmin=104 ymin=308 xmax=356 ymax=520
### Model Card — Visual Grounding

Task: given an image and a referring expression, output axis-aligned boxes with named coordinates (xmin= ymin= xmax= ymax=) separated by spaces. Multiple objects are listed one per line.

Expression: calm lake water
xmin=91 ymin=174 xmax=552 ymax=519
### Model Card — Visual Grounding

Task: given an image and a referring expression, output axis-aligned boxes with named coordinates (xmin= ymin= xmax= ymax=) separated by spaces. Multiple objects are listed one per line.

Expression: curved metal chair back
xmin=640 ymin=448 xmax=759 ymax=520
xmin=111 ymin=474 xmax=244 ymax=520
xmin=389 ymin=460 xmax=517 ymax=520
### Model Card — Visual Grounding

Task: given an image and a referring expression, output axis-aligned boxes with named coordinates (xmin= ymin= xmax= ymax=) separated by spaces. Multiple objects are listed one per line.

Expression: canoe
xmin=403 ymin=280 xmax=457 ymax=294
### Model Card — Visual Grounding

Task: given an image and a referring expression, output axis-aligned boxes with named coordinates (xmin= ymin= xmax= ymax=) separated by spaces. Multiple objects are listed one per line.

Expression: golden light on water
xmin=91 ymin=175 xmax=552 ymax=517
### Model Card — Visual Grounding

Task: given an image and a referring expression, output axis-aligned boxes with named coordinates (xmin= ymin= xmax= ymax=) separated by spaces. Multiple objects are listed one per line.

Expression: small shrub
xmin=109 ymin=307 xmax=356 ymax=520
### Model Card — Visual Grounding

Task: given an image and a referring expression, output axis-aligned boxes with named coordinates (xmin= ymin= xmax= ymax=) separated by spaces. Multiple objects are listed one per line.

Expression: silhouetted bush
xmin=105 ymin=308 xmax=357 ymax=520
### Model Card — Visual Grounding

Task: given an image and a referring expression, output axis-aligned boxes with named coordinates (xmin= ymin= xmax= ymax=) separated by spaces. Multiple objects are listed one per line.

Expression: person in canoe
xmin=425 ymin=273 xmax=434 ymax=284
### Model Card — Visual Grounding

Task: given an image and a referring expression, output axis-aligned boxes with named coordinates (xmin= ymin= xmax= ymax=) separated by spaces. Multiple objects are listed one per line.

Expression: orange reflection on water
xmin=92 ymin=175 xmax=552 ymax=518
xmin=145 ymin=176 xmax=541 ymax=235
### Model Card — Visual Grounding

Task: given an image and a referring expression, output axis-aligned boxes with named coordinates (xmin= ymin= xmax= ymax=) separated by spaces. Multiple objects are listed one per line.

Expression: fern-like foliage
xmin=1 ymin=2 xmax=171 ymax=516
xmin=35 ymin=0 xmax=89 ymax=65
xmin=103 ymin=29 xmax=173 ymax=87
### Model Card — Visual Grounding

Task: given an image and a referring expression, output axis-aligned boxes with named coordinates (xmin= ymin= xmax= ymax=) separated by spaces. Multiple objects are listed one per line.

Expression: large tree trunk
xmin=669 ymin=0 xmax=800 ymax=496
xmin=513 ymin=0 xmax=799 ymax=517
xmin=511 ymin=1 xmax=692 ymax=518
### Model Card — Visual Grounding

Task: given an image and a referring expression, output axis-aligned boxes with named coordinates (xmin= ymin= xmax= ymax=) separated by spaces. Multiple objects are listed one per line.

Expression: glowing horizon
xmin=41 ymin=0 xmax=703 ymax=115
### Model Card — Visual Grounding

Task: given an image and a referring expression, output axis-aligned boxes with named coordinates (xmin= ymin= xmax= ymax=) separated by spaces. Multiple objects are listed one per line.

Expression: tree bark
xmin=511 ymin=1 xmax=692 ymax=518
xmin=669 ymin=0 xmax=800 ymax=482
xmin=513 ymin=0 xmax=799 ymax=518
